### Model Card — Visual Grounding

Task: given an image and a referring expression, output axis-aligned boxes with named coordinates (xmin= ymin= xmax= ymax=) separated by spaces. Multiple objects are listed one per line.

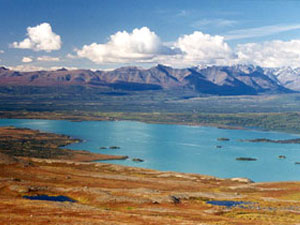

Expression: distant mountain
xmin=0 ymin=65 xmax=296 ymax=95
xmin=264 ymin=67 xmax=300 ymax=91
xmin=188 ymin=65 xmax=289 ymax=95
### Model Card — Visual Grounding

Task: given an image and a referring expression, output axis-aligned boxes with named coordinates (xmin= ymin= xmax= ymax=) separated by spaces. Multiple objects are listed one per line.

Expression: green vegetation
xmin=1 ymin=86 xmax=300 ymax=134
xmin=1 ymin=86 xmax=300 ymax=113
xmin=1 ymin=110 xmax=300 ymax=134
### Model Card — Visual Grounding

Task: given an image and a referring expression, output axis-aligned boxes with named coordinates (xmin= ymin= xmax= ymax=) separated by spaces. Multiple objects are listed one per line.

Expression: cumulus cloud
xmin=37 ymin=56 xmax=60 ymax=62
xmin=75 ymin=27 xmax=234 ymax=67
xmin=76 ymin=27 xmax=175 ymax=64
xmin=236 ymin=40 xmax=300 ymax=68
xmin=12 ymin=23 xmax=62 ymax=52
xmin=73 ymin=26 xmax=300 ymax=68
xmin=172 ymin=31 xmax=235 ymax=66
xmin=22 ymin=57 xmax=33 ymax=63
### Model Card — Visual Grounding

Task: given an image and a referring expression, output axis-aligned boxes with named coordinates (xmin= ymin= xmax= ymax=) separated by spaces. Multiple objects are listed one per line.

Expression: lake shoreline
xmin=2 ymin=121 xmax=300 ymax=223
xmin=1 ymin=117 xmax=300 ymax=182
xmin=0 ymin=110 xmax=267 ymax=133
xmin=1 ymin=110 xmax=300 ymax=134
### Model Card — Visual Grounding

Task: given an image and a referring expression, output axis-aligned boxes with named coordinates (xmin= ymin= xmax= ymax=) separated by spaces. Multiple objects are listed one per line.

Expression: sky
xmin=1 ymin=0 xmax=300 ymax=71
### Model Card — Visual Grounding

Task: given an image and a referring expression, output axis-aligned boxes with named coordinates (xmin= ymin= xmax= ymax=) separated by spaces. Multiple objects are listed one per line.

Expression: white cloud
xmin=225 ymin=24 xmax=300 ymax=40
xmin=37 ymin=56 xmax=60 ymax=62
xmin=73 ymin=26 xmax=300 ymax=68
xmin=66 ymin=53 xmax=77 ymax=59
xmin=0 ymin=50 xmax=4 ymax=54
xmin=22 ymin=57 xmax=33 ymax=63
xmin=12 ymin=23 xmax=62 ymax=52
xmin=236 ymin=40 xmax=300 ymax=68
xmin=76 ymin=27 xmax=175 ymax=64
xmin=176 ymin=10 xmax=189 ymax=17
xmin=8 ymin=65 xmax=46 ymax=72
xmin=162 ymin=33 xmax=300 ymax=68
xmin=76 ymin=28 xmax=234 ymax=67
xmin=49 ymin=66 xmax=78 ymax=71
xmin=191 ymin=19 xmax=237 ymax=29
xmin=171 ymin=31 xmax=235 ymax=66
xmin=8 ymin=65 xmax=77 ymax=72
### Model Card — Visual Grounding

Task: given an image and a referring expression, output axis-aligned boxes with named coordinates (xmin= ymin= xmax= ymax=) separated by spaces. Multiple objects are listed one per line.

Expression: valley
xmin=1 ymin=64 xmax=300 ymax=224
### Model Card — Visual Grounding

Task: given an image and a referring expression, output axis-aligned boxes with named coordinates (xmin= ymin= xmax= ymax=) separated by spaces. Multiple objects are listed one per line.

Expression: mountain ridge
xmin=0 ymin=64 xmax=298 ymax=95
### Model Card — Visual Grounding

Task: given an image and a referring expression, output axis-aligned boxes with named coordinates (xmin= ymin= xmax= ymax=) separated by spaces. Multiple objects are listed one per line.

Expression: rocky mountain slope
xmin=0 ymin=64 xmax=297 ymax=95
xmin=264 ymin=66 xmax=300 ymax=91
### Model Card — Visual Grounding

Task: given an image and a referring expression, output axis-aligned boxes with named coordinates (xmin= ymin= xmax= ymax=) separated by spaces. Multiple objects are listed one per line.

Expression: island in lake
xmin=240 ymin=138 xmax=300 ymax=144
xmin=236 ymin=157 xmax=257 ymax=161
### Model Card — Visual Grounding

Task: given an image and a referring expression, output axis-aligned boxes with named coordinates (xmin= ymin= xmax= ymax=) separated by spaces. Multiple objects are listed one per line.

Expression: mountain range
xmin=0 ymin=64 xmax=299 ymax=95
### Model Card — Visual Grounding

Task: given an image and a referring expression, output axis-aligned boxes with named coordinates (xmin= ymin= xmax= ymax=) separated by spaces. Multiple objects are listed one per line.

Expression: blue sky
xmin=1 ymin=0 xmax=300 ymax=70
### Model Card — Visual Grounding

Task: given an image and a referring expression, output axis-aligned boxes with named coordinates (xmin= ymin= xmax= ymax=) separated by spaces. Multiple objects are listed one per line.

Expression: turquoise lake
xmin=1 ymin=119 xmax=300 ymax=182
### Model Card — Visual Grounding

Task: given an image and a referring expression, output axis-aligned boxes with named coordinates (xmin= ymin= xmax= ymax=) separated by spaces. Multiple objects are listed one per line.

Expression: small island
xmin=236 ymin=157 xmax=257 ymax=161
xmin=132 ymin=158 xmax=144 ymax=162
xmin=217 ymin=137 xmax=230 ymax=141
xmin=239 ymin=138 xmax=300 ymax=144
xmin=109 ymin=146 xmax=121 ymax=149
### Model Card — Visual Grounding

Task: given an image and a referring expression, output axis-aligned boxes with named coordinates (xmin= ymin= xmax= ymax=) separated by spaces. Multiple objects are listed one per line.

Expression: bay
xmin=1 ymin=118 xmax=300 ymax=182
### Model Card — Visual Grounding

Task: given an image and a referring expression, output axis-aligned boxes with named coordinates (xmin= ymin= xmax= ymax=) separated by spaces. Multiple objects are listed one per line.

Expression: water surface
xmin=1 ymin=119 xmax=300 ymax=182
xmin=23 ymin=195 xmax=76 ymax=202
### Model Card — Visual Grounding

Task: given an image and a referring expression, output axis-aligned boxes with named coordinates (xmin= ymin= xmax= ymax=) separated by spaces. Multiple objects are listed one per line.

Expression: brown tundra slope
xmin=1 ymin=127 xmax=300 ymax=224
